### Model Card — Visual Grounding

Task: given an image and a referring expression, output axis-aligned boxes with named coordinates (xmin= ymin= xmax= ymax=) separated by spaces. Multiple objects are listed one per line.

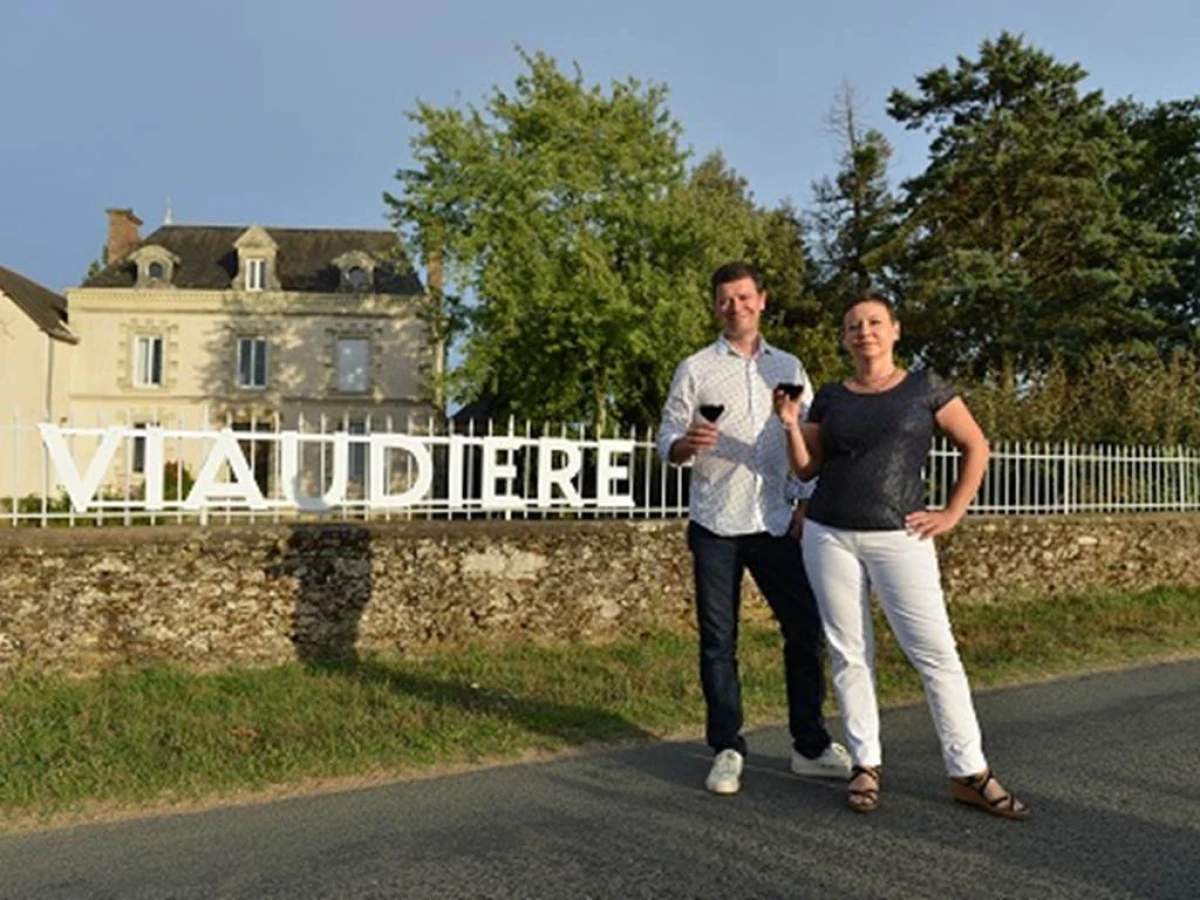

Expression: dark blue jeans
xmin=688 ymin=521 xmax=831 ymax=758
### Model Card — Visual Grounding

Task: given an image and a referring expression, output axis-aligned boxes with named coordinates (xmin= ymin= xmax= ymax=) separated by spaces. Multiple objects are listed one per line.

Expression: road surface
xmin=2 ymin=660 xmax=1197 ymax=899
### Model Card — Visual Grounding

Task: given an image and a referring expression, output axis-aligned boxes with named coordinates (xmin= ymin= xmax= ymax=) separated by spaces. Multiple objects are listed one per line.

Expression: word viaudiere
xmin=37 ymin=425 xmax=638 ymax=514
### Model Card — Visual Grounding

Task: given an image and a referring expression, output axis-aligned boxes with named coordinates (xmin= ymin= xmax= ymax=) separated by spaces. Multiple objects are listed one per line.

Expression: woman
xmin=773 ymin=293 xmax=1028 ymax=819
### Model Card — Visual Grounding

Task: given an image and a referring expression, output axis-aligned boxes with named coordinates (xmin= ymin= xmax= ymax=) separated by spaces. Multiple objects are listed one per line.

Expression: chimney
xmin=105 ymin=208 xmax=143 ymax=263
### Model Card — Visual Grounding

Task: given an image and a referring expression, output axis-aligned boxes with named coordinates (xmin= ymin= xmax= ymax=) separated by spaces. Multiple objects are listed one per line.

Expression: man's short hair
xmin=710 ymin=261 xmax=764 ymax=298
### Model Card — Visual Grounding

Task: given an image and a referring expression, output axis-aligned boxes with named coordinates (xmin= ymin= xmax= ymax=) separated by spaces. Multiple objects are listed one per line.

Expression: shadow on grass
xmin=267 ymin=522 xmax=652 ymax=750
xmin=311 ymin=657 xmax=655 ymax=747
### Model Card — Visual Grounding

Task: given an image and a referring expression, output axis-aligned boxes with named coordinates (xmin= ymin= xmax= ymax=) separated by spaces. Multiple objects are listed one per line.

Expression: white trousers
xmin=801 ymin=519 xmax=987 ymax=777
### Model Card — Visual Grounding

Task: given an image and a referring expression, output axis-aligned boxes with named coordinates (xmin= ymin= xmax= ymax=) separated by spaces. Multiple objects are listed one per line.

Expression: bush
xmin=961 ymin=343 xmax=1200 ymax=447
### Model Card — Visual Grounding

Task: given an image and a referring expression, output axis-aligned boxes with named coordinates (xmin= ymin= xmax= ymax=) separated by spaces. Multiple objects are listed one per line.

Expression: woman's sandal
xmin=847 ymin=765 xmax=881 ymax=814
xmin=949 ymin=769 xmax=1030 ymax=820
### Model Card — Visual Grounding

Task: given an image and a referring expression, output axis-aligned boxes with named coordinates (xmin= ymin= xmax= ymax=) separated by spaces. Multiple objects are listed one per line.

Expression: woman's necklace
xmin=851 ymin=367 xmax=901 ymax=393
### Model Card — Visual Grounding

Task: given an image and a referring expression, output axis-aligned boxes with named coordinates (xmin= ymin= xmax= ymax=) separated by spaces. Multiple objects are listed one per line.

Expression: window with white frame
xmin=335 ymin=338 xmax=369 ymax=393
xmin=245 ymin=258 xmax=267 ymax=292
xmin=236 ymin=337 xmax=268 ymax=389
xmin=133 ymin=335 xmax=164 ymax=388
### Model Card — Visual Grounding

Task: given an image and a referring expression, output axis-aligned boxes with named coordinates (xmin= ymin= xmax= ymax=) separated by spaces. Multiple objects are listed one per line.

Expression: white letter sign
xmin=38 ymin=425 xmax=124 ymax=511
xmin=367 ymin=435 xmax=433 ymax=508
xmin=482 ymin=437 xmax=526 ymax=509
xmin=38 ymin=425 xmax=652 ymax=515
xmin=185 ymin=430 xmax=267 ymax=510
xmin=596 ymin=440 xmax=635 ymax=508
xmin=536 ymin=438 xmax=584 ymax=508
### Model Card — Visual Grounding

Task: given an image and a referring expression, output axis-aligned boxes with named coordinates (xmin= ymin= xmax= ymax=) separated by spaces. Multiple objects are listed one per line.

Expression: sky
xmin=2 ymin=0 xmax=1197 ymax=296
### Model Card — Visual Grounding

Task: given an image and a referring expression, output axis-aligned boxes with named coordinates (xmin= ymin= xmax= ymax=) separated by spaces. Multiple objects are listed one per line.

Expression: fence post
xmin=1176 ymin=444 xmax=1184 ymax=512
xmin=9 ymin=408 xmax=18 ymax=527
xmin=1062 ymin=441 xmax=1073 ymax=515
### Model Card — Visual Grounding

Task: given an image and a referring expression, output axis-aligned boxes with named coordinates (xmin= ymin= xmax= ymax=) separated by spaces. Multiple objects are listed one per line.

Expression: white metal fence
xmin=927 ymin=440 xmax=1200 ymax=514
xmin=2 ymin=410 xmax=689 ymax=527
xmin=3 ymin=410 xmax=1200 ymax=527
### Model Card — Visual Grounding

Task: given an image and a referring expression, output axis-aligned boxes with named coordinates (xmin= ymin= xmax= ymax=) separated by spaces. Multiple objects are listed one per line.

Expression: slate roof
xmin=0 ymin=265 xmax=77 ymax=342
xmin=82 ymin=225 xmax=424 ymax=294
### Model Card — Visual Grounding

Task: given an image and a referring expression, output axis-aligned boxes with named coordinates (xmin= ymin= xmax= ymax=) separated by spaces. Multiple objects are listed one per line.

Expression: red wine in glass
xmin=776 ymin=382 xmax=804 ymax=400
xmin=698 ymin=404 xmax=725 ymax=423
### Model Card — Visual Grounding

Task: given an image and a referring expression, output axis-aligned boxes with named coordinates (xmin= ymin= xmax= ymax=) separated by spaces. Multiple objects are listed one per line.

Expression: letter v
xmin=38 ymin=425 xmax=125 ymax=512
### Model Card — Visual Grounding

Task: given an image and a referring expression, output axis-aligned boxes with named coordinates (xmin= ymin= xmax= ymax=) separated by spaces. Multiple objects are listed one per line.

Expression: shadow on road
xmin=317 ymin=657 xmax=655 ymax=746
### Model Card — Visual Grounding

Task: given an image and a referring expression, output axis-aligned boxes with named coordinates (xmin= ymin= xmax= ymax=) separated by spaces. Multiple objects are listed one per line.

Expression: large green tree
xmin=1112 ymin=96 xmax=1200 ymax=343
xmin=386 ymin=51 xmax=769 ymax=430
xmin=684 ymin=153 xmax=839 ymax=381
xmin=808 ymin=84 xmax=898 ymax=307
xmin=886 ymin=32 xmax=1173 ymax=378
xmin=800 ymin=85 xmax=899 ymax=380
xmin=755 ymin=202 xmax=843 ymax=383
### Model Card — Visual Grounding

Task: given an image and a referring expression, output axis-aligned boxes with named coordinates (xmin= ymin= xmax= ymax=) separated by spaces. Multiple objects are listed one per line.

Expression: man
xmin=657 ymin=261 xmax=849 ymax=794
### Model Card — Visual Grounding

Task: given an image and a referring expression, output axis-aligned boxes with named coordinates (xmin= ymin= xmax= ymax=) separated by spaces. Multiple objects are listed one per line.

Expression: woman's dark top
xmin=804 ymin=369 xmax=957 ymax=531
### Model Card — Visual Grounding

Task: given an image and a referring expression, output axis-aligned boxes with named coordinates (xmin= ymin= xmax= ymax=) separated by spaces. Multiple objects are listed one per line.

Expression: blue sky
xmin=2 ymin=0 xmax=1196 ymax=294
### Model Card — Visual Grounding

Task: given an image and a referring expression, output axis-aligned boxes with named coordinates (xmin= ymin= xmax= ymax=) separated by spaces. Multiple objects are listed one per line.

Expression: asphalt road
xmin=2 ymin=660 xmax=1198 ymax=900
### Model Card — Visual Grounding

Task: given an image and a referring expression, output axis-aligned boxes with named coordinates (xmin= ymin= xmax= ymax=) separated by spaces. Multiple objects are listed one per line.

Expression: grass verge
xmin=2 ymin=586 xmax=1197 ymax=827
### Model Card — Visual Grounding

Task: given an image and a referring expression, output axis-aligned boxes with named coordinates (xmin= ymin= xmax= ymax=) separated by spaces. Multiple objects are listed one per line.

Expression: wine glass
xmin=775 ymin=382 xmax=804 ymax=400
xmin=698 ymin=404 xmax=725 ymax=423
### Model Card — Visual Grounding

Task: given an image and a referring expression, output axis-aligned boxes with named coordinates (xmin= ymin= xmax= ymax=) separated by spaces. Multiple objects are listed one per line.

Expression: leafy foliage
xmin=385 ymin=38 xmax=1199 ymax=445
xmin=886 ymin=32 xmax=1174 ymax=379
xmin=964 ymin=344 xmax=1200 ymax=445
xmin=808 ymin=84 xmax=898 ymax=307
xmin=757 ymin=202 xmax=844 ymax=384
xmin=387 ymin=50 xmax=773 ymax=430
xmin=1111 ymin=96 xmax=1200 ymax=342
xmin=685 ymin=155 xmax=841 ymax=383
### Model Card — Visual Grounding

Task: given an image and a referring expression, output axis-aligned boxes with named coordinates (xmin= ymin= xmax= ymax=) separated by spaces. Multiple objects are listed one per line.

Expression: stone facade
xmin=1 ymin=515 xmax=1197 ymax=675
xmin=63 ymin=227 xmax=436 ymax=495
xmin=5 ymin=215 xmax=438 ymax=500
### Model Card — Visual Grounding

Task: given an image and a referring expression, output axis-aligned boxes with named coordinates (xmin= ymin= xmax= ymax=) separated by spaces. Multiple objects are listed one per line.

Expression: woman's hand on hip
xmin=904 ymin=508 xmax=962 ymax=540
xmin=788 ymin=504 xmax=806 ymax=541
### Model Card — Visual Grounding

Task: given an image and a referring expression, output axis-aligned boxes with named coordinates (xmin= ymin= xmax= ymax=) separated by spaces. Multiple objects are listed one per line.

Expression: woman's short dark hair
xmin=841 ymin=290 xmax=898 ymax=323
xmin=711 ymin=261 xmax=764 ymax=298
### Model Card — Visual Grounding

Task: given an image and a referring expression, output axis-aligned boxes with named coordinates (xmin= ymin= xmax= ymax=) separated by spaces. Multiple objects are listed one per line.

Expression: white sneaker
xmin=705 ymin=749 xmax=744 ymax=795
xmin=791 ymin=742 xmax=852 ymax=778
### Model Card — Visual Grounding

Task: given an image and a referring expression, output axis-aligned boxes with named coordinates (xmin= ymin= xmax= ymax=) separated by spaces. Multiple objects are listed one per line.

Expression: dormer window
xmin=130 ymin=245 xmax=179 ymax=288
xmin=233 ymin=226 xmax=279 ymax=293
xmin=246 ymin=258 xmax=267 ymax=292
xmin=333 ymin=250 xmax=376 ymax=293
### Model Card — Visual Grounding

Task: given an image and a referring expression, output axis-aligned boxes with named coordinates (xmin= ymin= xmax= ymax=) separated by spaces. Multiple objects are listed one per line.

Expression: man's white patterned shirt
xmin=657 ymin=336 xmax=814 ymax=537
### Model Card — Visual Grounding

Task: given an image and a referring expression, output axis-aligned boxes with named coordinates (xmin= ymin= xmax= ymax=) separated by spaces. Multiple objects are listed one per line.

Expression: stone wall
xmin=1 ymin=514 xmax=1197 ymax=675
